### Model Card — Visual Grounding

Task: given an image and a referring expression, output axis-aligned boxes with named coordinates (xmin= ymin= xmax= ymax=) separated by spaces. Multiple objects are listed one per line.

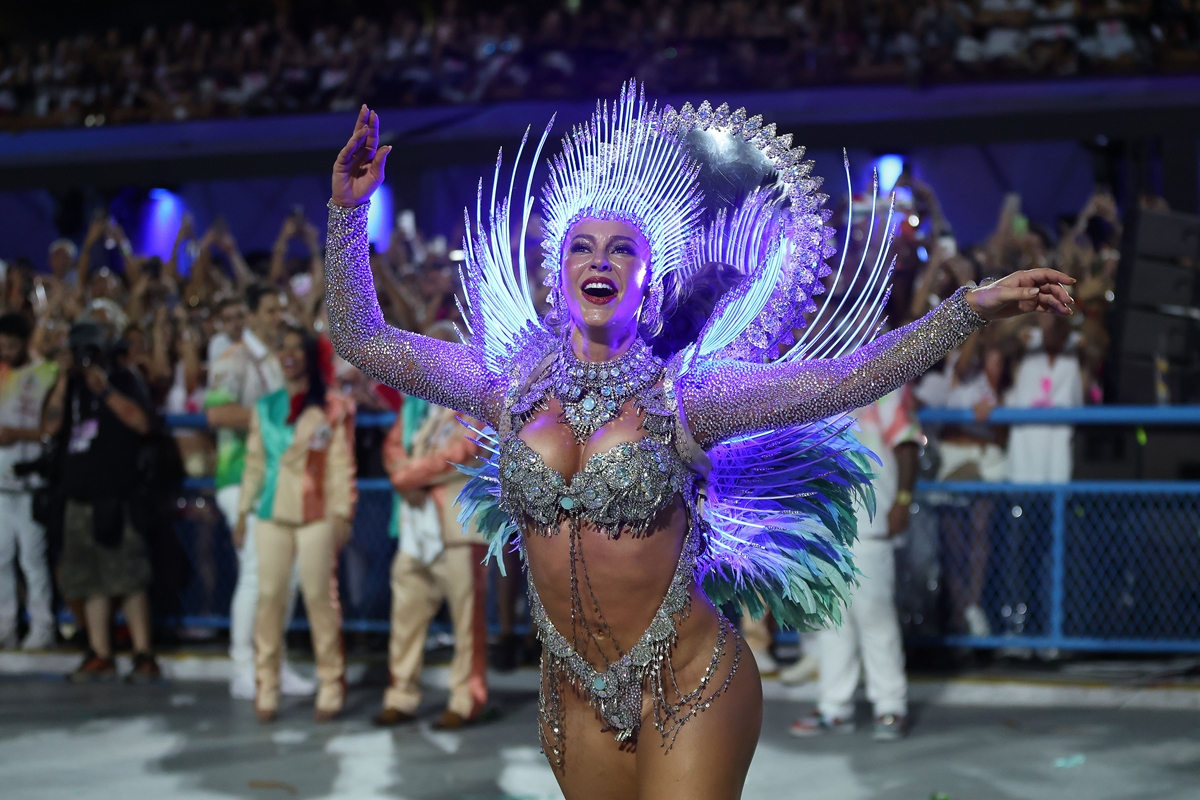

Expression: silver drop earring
xmin=639 ymin=279 xmax=664 ymax=337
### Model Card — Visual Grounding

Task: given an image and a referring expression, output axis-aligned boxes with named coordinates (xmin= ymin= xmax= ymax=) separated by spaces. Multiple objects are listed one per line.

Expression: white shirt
xmin=0 ymin=359 xmax=57 ymax=491
xmin=851 ymin=387 xmax=922 ymax=538
xmin=1005 ymin=351 xmax=1082 ymax=483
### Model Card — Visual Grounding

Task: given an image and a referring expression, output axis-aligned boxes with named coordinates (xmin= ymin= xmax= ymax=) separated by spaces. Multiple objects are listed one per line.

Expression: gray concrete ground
xmin=2 ymin=674 xmax=1199 ymax=800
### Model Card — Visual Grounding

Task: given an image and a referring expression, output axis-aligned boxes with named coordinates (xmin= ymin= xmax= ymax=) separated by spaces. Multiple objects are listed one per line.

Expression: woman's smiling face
xmin=560 ymin=218 xmax=650 ymax=337
xmin=279 ymin=330 xmax=308 ymax=382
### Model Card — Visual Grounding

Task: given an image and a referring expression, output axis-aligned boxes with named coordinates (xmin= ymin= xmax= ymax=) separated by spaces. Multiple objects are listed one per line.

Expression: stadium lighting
xmin=139 ymin=188 xmax=184 ymax=260
xmin=367 ymin=184 xmax=394 ymax=251
xmin=875 ymin=154 xmax=904 ymax=194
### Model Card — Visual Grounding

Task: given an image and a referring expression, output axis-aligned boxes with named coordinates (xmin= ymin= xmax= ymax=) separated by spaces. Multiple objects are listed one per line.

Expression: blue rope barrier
xmin=917 ymin=405 xmax=1200 ymax=425
xmin=168 ymin=406 xmax=1200 ymax=431
xmin=165 ymin=411 xmax=399 ymax=430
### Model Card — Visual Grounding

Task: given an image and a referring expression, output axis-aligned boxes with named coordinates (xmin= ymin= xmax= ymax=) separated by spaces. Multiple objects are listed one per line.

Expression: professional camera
xmin=67 ymin=320 xmax=111 ymax=371
xmin=13 ymin=449 xmax=55 ymax=480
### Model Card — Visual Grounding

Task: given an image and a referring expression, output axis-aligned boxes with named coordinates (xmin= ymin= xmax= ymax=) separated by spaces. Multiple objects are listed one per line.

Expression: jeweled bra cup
xmin=498 ymin=436 xmax=688 ymax=538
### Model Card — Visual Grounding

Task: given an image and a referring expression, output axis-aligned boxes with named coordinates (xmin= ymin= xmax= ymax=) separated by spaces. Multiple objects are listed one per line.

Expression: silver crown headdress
xmin=459 ymin=81 xmax=843 ymax=371
xmin=540 ymin=82 xmax=705 ymax=335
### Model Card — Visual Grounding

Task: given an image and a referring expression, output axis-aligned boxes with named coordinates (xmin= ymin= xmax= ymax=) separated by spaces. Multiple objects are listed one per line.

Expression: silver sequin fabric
xmin=324 ymin=201 xmax=505 ymax=424
xmin=326 ymin=200 xmax=983 ymax=449
xmin=679 ymin=288 xmax=986 ymax=449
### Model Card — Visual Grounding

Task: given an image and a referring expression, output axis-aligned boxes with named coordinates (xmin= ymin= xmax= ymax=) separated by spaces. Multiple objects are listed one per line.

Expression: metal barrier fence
xmin=159 ymin=407 xmax=1200 ymax=652
xmin=905 ymin=481 xmax=1200 ymax=653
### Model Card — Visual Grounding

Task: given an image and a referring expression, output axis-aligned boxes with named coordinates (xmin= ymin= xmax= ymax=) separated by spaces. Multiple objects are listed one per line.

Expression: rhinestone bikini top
xmin=497 ymin=369 xmax=692 ymax=538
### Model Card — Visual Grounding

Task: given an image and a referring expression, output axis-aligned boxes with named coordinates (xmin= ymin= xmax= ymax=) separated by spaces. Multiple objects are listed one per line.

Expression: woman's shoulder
xmin=500 ymin=334 xmax=558 ymax=409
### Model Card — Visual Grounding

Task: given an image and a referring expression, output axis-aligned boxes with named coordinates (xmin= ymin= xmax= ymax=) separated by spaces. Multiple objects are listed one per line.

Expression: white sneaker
xmin=790 ymin=711 xmax=855 ymax=736
xmin=997 ymin=645 xmax=1033 ymax=660
xmin=779 ymin=653 xmax=820 ymax=686
xmin=964 ymin=605 xmax=991 ymax=637
xmin=20 ymin=628 xmax=56 ymax=651
xmin=280 ymin=663 xmax=317 ymax=697
xmin=229 ymin=665 xmax=256 ymax=700
xmin=752 ymin=649 xmax=778 ymax=676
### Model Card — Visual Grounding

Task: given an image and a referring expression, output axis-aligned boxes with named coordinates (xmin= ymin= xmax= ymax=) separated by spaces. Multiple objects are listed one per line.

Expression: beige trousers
xmin=254 ymin=519 xmax=345 ymax=713
xmin=384 ymin=544 xmax=488 ymax=718
xmin=741 ymin=610 xmax=772 ymax=655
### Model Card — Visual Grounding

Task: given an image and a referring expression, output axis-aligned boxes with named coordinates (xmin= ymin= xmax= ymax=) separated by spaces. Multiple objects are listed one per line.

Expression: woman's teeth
xmin=582 ymin=280 xmax=616 ymax=298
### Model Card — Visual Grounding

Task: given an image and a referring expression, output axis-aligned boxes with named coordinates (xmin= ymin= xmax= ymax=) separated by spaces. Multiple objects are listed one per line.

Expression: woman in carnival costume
xmin=325 ymin=84 xmax=1074 ymax=798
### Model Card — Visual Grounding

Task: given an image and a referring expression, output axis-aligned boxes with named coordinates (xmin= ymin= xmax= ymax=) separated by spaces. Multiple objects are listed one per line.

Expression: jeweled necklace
xmin=553 ymin=337 xmax=663 ymax=442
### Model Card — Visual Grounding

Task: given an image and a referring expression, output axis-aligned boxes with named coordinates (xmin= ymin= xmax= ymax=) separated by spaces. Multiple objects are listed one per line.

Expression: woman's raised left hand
xmin=965 ymin=268 xmax=1077 ymax=321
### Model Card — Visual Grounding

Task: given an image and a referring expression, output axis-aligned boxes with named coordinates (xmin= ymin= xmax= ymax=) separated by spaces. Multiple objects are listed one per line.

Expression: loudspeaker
xmin=1113 ymin=356 xmax=1200 ymax=404
xmin=1110 ymin=209 xmax=1200 ymax=404
xmin=1117 ymin=309 xmax=1197 ymax=358
xmin=1126 ymin=258 xmax=1198 ymax=308
xmin=1133 ymin=210 xmax=1200 ymax=261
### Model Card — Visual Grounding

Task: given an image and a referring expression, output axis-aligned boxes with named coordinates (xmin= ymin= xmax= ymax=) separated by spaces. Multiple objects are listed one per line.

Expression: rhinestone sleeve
xmin=324 ymin=201 xmax=504 ymax=424
xmin=680 ymin=287 xmax=987 ymax=449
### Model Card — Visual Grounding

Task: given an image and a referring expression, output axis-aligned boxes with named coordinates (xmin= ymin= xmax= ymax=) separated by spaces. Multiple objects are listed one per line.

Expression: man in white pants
xmin=791 ymin=385 xmax=920 ymax=741
xmin=206 ymin=288 xmax=312 ymax=699
xmin=0 ymin=313 xmax=58 ymax=650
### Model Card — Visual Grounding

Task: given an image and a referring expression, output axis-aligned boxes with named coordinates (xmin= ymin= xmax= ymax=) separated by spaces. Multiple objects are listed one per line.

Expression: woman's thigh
xmin=547 ymin=632 xmax=762 ymax=800
xmin=635 ymin=634 xmax=762 ymax=799
xmin=550 ymin=684 xmax=638 ymax=800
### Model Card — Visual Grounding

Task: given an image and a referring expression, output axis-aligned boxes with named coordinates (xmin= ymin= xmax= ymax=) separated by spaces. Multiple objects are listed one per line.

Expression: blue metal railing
xmin=917 ymin=405 xmax=1200 ymax=426
xmin=910 ymin=481 xmax=1200 ymax=653
xmin=161 ymin=406 xmax=1200 ymax=651
xmin=170 ymin=405 xmax=1200 ymax=433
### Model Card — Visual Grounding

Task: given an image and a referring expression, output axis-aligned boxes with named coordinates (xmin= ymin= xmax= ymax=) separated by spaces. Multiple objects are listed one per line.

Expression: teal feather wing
xmin=698 ymin=416 xmax=879 ymax=630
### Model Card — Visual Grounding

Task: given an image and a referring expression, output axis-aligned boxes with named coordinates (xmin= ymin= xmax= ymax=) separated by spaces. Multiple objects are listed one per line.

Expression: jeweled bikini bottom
xmin=526 ymin=517 xmax=741 ymax=768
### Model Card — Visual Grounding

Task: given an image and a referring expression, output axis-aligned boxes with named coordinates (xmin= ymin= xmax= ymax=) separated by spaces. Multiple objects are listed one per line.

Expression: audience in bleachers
xmin=1 ymin=0 xmax=1197 ymax=130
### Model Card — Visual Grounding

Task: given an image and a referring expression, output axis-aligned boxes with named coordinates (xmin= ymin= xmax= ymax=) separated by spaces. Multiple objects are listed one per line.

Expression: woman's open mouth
xmin=581 ymin=277 xmax=618 ymax=305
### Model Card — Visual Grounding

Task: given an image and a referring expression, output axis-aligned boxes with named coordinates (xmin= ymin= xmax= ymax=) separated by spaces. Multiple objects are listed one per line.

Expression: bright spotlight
xmin=876 ymin=155 xmax=904 ymax=193
xmin=139 ymin=188 xmax=184 ymax=259
xmin=367 ymin=184 xmax=394 ymax=251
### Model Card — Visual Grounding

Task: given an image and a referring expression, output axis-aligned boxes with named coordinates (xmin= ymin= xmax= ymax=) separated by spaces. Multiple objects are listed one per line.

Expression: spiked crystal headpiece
xmin=458 ymin=80 xmax=840 ymax=370
xmin=540 ymin=82 xmax=705 ymax=332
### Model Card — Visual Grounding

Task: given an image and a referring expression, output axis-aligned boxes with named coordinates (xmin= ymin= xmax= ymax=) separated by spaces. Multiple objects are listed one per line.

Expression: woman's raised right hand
xmin=332 ymin=105 xmax=392 ymax=209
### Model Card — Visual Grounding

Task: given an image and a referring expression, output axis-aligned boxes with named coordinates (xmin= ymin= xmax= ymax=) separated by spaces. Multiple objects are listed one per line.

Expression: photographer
xmin=42 ymin=321 xmax=159 ymax=682
xmin=0 ymin=313 xmax=59 ymax=650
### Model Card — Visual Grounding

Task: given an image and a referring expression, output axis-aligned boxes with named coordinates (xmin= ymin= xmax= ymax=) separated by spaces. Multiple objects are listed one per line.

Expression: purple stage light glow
xmin=138 ymin=188 xmax=185 ymax=260
xmin=366 ymin=184 xmax=393 ymax=251
xmin=875 ymin=154 xmax=904 ymax=193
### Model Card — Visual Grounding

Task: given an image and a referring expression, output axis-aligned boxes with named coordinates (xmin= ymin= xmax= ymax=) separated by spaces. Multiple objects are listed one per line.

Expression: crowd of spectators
xmin=0 ymin=202 xmax=473 ymax=661
xmin=2 ymin=0 xmax=1198 ymax=130
xmin=0 ymin=156 xmax=1149 ymax=663
xmin=883 ymin=174 xmax=1145 ymax=643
